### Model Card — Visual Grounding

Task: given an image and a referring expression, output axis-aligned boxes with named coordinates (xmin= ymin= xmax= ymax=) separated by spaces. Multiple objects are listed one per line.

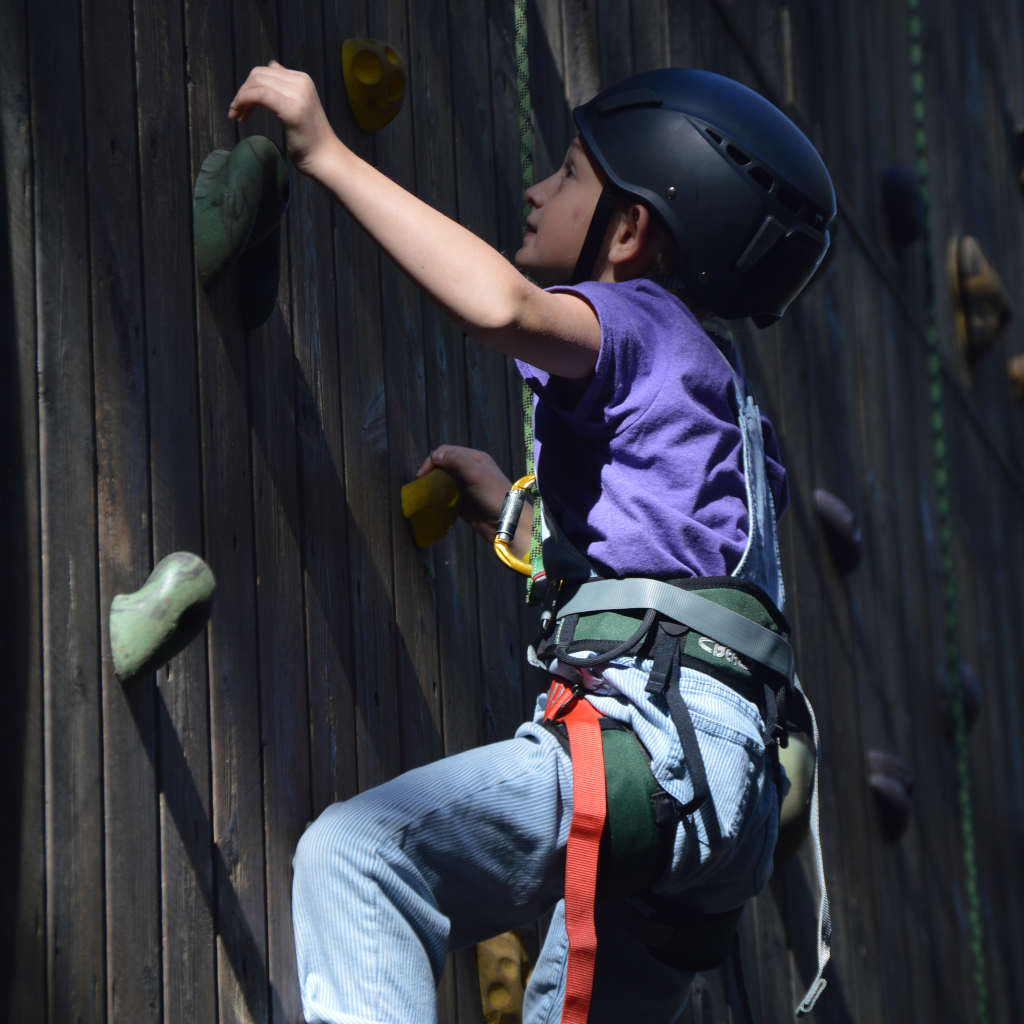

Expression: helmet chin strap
xmin=570 ymin=184 xmax=620 ymax=284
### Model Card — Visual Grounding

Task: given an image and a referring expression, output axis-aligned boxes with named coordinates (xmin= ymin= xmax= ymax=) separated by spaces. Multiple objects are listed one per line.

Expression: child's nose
xmin=524 ymin=170 xmax=558 ymax=207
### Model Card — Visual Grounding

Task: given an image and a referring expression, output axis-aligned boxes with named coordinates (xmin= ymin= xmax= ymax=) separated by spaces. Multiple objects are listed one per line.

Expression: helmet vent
xmin=749 ymin=166 xmax=774 ymax=191
xmin=696 ymin=116 xmax=830 ymax=234
xmin=726 ymin=143 xmax=751 ymax=166
xmin=776 ymin=184 xmax=803 ymax=214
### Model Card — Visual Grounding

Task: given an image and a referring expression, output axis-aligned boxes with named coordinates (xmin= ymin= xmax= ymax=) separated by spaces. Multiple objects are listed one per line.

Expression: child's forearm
xmin=309 ymin=140 xmax=521 ymax=331
xmin=306 ymin=138 xmax=596 ymax=378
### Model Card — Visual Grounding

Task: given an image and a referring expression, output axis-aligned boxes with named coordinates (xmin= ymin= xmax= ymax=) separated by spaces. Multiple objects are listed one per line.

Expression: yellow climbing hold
xmin=477 ymin=931 xmax=530 ymax=1024
xmin=401 ymin=468 xmax=460 ymax=548
xmin=342 ymin=38 xmax=407 ymax=132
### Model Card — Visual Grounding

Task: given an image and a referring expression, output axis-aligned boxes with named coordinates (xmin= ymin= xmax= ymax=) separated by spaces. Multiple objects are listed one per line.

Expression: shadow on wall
xmin=0 ymin=130 xmax=39 ymax=1014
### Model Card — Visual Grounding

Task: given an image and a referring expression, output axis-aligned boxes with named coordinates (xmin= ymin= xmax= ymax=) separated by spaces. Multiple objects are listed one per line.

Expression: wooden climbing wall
xmin=3 ymin=0 xmax=1024 ymax=1021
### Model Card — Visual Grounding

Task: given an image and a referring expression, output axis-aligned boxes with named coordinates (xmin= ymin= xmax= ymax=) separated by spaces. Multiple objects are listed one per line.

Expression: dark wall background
xmin=3 ymin=0 xmax=1023 ymax=1021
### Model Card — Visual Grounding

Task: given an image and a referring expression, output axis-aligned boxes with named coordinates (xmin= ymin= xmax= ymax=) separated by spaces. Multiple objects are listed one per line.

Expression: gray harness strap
xmin=555 ymin=577 xmax=795 ymax=683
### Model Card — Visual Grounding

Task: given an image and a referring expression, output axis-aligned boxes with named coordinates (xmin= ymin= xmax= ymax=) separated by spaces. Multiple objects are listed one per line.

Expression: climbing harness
xmin=907 ymin=2 xmax=988 ymax=1017
xmin=527 ymin=568 xmax=830 ymax=1019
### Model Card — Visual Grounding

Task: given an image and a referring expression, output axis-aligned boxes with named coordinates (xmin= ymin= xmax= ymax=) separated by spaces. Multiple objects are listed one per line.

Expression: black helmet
xmin=572 ymin=68 xmax=836 ymax=326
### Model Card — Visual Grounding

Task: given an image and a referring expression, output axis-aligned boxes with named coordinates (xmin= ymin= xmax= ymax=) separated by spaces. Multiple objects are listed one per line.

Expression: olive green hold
xmin=774 ymin=732 xmax=815 ymax=867
xmin=193 ymin=135 xmax=289 ymax=328
xmin=110 ymin=552 xmax=216 ymax=681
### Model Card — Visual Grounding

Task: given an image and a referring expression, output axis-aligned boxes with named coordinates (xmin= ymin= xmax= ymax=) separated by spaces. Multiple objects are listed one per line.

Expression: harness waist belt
xmin=555 ymin=578 xmax=794 ymax=683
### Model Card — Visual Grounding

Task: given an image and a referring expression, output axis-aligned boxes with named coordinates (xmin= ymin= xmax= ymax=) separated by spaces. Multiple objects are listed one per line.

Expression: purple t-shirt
xmin=516 ymin=279 xmax=787 ymax=579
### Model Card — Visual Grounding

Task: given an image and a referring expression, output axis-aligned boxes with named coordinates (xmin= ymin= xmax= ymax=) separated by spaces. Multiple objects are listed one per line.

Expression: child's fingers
xmin=228 ymin=64 xmax=298 ymax=120
xmin=415 ymin=452 xmax=439 ymax=478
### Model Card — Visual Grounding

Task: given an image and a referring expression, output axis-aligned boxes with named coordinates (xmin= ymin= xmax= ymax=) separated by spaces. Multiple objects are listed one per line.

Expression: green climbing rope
xmin=907 ymin=3 xmax=987 ymax=1020
xmin=514 ymin=0 xmax=544 ymax=597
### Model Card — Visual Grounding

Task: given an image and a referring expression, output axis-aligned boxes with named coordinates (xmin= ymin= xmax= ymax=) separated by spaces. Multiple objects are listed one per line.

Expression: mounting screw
xmin=666 ymin=185 xmax=677 ymax=200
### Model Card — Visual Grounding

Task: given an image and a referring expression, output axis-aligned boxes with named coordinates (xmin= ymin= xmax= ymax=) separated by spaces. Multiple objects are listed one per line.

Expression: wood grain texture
xmin=185 ymin=0 xmax=270 ymax=1020
xmin=133 ymin=0 xmax=218 ymax=1016
xmin=0 ymin=0 xmax=44 ymax=1018
xmin=82 ymin=0 xmax=164 ymax=1014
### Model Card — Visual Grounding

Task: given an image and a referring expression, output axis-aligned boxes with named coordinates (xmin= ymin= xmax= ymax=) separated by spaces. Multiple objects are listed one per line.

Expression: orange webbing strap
xmin=543 ymin=681 xmax=607 ymax=1024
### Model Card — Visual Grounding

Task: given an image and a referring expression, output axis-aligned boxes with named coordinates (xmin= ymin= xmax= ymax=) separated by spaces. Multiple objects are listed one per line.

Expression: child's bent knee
xmin=292 ymin=798 xmax=397 ymax=885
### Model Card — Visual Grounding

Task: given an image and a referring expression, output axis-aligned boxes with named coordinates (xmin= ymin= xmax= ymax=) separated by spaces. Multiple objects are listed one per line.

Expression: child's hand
xmin=417 ymin=446 xmax=529 ymax=552
xmin=229 ymin=61 xmax=337 ymax=176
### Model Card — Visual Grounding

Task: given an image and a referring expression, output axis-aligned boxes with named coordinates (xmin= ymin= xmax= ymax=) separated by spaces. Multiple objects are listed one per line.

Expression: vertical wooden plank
xmin=0 ymin=0 xmax=45 ymax=1018
xmin=320 ymin=0 xmax=402 ymax=795
xmin=81 ymin=0 xmax=163 ymax=1013
xmin=362 ymin=0 xmax=457 ymax=1016
xmin=838 ymin=4 xmax=926 ymax=1021
xmin=629 ymin=0 xmax=670 ymax=72
xmin=278 ymin=2 xmax=359 ymax=820
xmin=530 ymin=0 xmax=572 ymax=177
xmin=29 ymin=0 xmax=106 ymax=1020
xmin=229 ymin=4 xmax=312 ymax=1021
xmin=445 ymin=2 xmax=528 ymax=1017
xmin=594 ymin=0 xmax=633 ymax=85
xmin=562 ymin=0 xmax=601 ymax=104
xmin=184 ymin=0 xmax=269 ymax=1021
xmin=133 ymin=0 xmax=218 ymax=1019
xmin=483 ymin=0 xmax=544 ymax=733
xmin=366 ymin=0 xmax=445 ymax=777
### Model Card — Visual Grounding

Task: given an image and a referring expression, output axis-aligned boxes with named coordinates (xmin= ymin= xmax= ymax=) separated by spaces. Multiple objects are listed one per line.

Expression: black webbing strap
xmin=570 ymin=184 xmax=620 ymax=284
xmin=645 ymin=623 xmax=722 ymax=848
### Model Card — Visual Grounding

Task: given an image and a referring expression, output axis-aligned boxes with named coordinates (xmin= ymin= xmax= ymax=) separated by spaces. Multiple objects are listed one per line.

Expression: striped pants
xmin=292 ymin=687 xmax=777 ymax=1024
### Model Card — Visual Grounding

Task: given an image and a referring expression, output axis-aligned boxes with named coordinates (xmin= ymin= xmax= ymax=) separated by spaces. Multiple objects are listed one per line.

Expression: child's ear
xmin=606 ymin=203 xmax=665 ymax=275
xmin=607 ymin=203 xmax=648 ymax=262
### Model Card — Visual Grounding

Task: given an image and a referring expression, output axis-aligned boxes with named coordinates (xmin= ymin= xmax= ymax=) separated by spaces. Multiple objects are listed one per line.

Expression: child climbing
xmin=229 ymin=60 xmax=835 ymax=1023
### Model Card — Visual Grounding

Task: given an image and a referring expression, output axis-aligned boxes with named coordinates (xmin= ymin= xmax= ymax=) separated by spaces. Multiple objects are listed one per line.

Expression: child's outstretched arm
xmin=230 ymin=62 xmax=600 ymax=379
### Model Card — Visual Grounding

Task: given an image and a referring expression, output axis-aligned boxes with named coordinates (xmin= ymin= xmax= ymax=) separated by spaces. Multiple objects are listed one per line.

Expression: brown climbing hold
xmin=946 ymin=235 xmax=1013 ymax=364
xmin=1013 ymin=123 xmax=1024 ymax=199
xmin=1007 ymin=353 xmax=1024 ymax=400
xmin=867 ymin=749 xmax=913 ymax=842
xmin=812 ymin=488 xmax=862 ymax=574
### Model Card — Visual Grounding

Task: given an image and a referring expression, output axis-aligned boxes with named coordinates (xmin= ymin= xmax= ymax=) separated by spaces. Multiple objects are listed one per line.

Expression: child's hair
xmin=571 ymin=69 xmax=836 ymax=327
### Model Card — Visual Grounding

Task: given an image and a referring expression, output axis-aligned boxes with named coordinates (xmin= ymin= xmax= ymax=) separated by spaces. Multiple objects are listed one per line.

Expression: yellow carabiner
xmin=493 ymin=473 xmax=535 ymax=576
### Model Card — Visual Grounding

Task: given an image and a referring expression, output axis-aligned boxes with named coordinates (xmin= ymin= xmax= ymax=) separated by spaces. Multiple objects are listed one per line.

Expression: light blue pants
xmin=292 ymin=679 xmax=777 ymax=1024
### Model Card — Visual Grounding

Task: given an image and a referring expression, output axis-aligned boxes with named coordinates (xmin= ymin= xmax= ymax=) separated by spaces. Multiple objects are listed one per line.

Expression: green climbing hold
xmin=193 ymin=135 xmax=290 ymax=328
xmin=109 ymin=552 xmax=216 ymax=681
xmin=774 ymin=731 xmax=816 ymax=866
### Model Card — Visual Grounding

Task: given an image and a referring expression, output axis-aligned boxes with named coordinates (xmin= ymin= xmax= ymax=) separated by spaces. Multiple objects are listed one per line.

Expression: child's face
xmin=514 ymin=137 xmax=606 ymax=287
